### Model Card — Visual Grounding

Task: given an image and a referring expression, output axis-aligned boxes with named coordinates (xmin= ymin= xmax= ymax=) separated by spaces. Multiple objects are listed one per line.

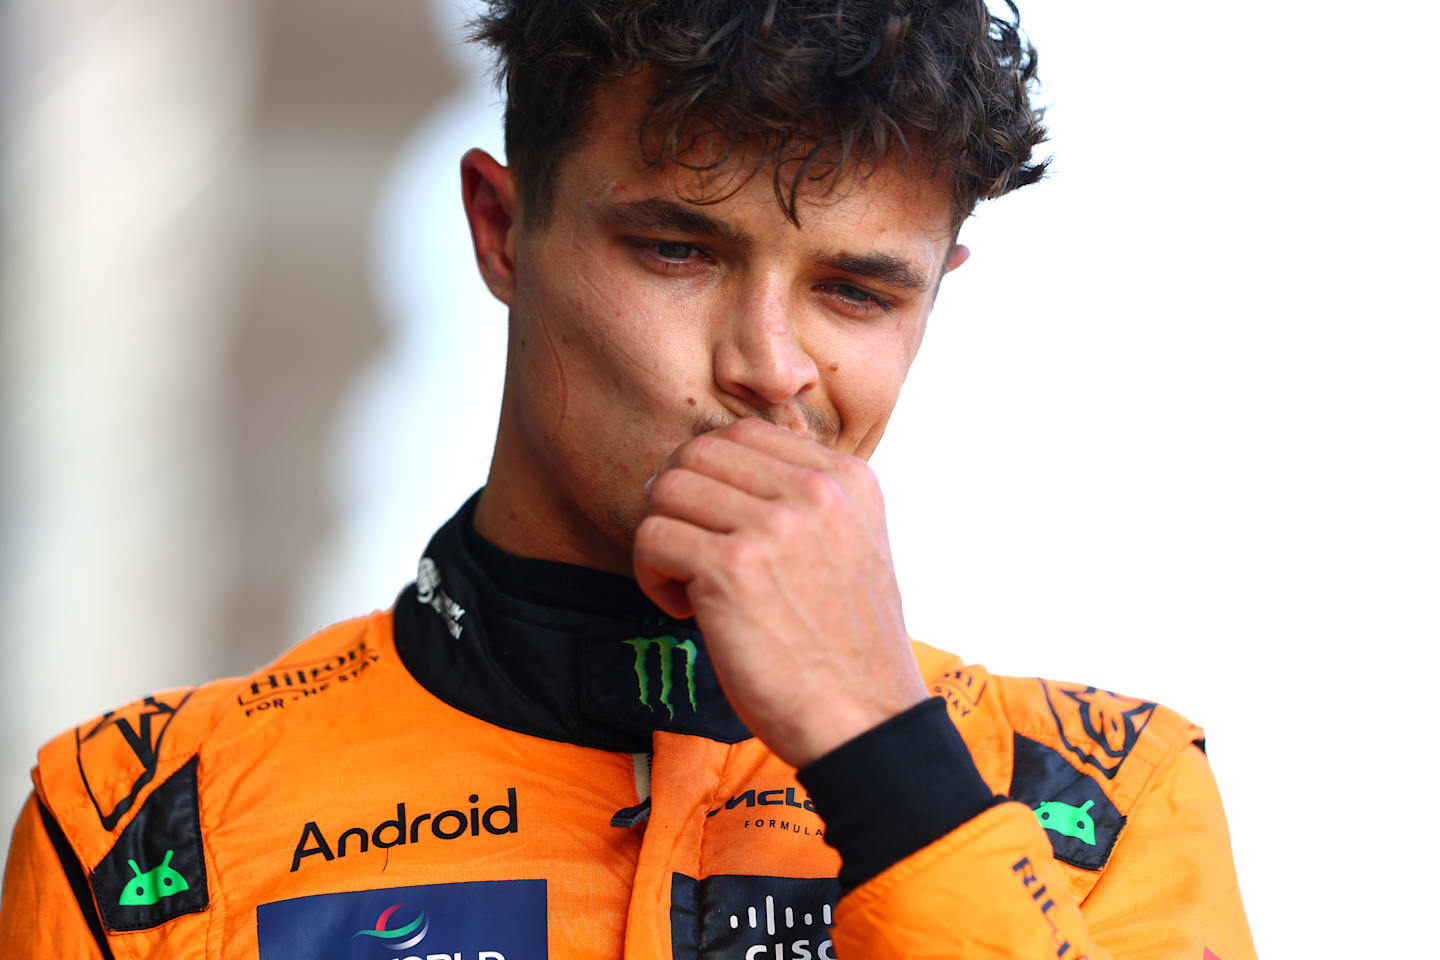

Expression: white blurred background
xmin=2 ymin=0 xmax=1435 ymax=952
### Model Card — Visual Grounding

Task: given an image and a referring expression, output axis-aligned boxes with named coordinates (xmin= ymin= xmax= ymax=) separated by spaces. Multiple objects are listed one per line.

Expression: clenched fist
xmin=633 ymin=417 xmax=929 ymax=768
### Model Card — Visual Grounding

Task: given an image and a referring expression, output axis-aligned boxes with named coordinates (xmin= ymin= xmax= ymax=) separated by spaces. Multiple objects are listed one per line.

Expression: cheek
xmin=522 ymin=239 xmax=709 ymax=420
xmin=823 ymin=323 xmax=921 ymax=452
xmin=829 ymin=321 xmax=919 ymax=396
xmin=565 ymin=267 xmax=688 ymax=393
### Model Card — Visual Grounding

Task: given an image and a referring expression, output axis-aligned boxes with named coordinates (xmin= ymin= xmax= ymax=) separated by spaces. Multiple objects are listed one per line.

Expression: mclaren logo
xmin=623 ymin=635 xmax=697 ymax=718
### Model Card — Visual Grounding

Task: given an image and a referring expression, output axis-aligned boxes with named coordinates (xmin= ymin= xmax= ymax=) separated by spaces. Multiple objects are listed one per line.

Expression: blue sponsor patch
xmin=257 ymin=879 xmax=546 ymax=960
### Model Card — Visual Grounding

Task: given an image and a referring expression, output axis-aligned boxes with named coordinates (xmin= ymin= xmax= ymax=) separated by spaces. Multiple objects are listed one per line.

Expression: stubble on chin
xmin=606 ymin=502 xmax=643 ymax=554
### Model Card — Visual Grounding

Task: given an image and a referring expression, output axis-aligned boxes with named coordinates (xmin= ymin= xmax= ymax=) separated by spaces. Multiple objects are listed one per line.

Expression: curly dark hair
xmin=468 ymin=0 xmax=1048 ymax=235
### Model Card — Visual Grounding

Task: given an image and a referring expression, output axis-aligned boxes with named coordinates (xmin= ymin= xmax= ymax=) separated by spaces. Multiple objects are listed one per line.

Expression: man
xmin=0 ymin=1 xmax=1256 ymax=957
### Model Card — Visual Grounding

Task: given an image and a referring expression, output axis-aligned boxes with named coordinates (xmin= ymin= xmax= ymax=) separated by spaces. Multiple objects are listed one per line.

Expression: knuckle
xmin=675 ymin=436 xmax=715 ymax=469
xmin=649 ymin=467 xmax=687 ymax=503
xmin=633 ymin=514 xmax=667 ymax=553
xmin=722 ymin=534 xmax=763 ymax=571
xmin=797 ymin=469 xmax=843 ymax=506
xmin=835 ymin=454 xmax=874 ymax=488
xmin=764 ymin=504 xmax=801 ymax=537
xmin=731 ymin=417 xmax=768 ymax=438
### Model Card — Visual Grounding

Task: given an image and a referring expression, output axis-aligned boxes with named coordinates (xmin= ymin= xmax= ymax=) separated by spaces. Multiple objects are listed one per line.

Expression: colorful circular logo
xmin=352 ymin=903 xmax=429 ymax=950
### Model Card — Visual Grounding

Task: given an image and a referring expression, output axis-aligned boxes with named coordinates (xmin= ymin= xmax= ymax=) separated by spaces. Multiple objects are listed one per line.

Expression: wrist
xmin=784 ymin=687 xmax=929 ymax=769
xmin=796 ymin=697 xmax=1001 ymax=893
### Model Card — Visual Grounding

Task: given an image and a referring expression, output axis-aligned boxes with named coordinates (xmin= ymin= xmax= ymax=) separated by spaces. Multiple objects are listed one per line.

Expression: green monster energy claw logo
xmin=624 ymin=635 xmax=698 ymax=718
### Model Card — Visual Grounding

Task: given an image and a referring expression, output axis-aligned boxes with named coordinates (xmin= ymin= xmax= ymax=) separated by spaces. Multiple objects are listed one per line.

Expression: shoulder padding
xmin=908 ymin=640 xmax=1205 ymax=878
xmin=992 ymin=672 xmax=1203 ymax=812
xmin=908 ymin=640 xmax=1203 ymax=809
xmin=28 ymin=611 xmax=385 ymax=937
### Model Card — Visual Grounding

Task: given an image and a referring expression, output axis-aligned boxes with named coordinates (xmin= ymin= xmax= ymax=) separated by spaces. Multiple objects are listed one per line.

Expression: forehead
xmin=558 ymin=72 xmax=957 ymax=248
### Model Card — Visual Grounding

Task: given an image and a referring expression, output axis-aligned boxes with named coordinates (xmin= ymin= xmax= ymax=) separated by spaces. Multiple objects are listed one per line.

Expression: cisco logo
xmin=727 ymin=894 xmax=835 ymax=960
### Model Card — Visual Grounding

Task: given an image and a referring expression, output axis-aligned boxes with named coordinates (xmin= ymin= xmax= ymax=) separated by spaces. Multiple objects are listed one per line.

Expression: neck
xmin=474 ymin=401 xmax=635 ymax=578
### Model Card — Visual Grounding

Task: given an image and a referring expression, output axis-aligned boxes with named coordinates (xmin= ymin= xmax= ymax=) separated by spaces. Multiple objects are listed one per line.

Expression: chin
xmin=604 ymin=501 xmax=643 ymax=549
xmin=593 ymin=496 xmax=656 ymax=577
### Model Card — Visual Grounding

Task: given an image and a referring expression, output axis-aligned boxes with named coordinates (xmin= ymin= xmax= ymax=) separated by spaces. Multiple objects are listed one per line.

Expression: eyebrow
xmin=602 ymin=197 xmax=933 ymax=293
xmin=606 ymin=198 xmax=755 ymax=248
xmin=812 ymin=251 xmax=930 ymax=292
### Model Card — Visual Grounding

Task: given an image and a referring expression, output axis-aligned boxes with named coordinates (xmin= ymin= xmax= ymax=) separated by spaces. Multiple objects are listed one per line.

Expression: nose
xmin=712 ymin=289 xmax=820 ymax=411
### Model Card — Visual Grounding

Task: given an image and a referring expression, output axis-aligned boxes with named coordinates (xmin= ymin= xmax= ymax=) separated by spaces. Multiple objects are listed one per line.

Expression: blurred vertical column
xmin=0 ymin=0 xmax=260 ymax=831
xmin=0 ymin=0 xmax=462 ymax=872
xmin=226 ymin=0 xmax=454 ymax=674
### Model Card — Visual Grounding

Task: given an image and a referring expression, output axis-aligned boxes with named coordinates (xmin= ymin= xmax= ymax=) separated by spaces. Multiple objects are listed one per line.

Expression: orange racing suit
xmin=0 ymin=489 xmax=1256 ymax=959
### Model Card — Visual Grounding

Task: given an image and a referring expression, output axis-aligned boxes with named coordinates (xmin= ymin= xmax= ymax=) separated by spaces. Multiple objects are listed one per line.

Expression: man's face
xmin=472 ymin=74 xmax=965 ymax=559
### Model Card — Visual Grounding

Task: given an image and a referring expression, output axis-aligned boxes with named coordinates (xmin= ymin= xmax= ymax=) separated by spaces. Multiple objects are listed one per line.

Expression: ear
xmin=461 ymin=148 xmax=520 ymax=306
xmin=943 ymin=242 xmax=971 ymax=274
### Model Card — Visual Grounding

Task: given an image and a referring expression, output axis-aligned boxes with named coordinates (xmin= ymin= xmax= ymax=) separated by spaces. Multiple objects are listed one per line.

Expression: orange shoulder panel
xmin=848 ymin=639 xmax=1256 ymax=959
xmin=0 ymin=793 xmax=109 ymax=956
xmin=19 ymin=612 xmax=385 ymax=960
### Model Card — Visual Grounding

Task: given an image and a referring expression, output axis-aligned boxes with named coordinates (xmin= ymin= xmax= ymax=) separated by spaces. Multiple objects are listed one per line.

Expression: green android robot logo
xmin=1033 ymin=799 xmax=1097 ymax=846
xmin=118 ymin=849 xmax=190 ymax=906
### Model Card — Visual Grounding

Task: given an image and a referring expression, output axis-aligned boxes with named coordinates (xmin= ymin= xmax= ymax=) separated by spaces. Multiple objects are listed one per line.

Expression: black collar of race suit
xmin=393 ymin=488 xmax=753 ymax=753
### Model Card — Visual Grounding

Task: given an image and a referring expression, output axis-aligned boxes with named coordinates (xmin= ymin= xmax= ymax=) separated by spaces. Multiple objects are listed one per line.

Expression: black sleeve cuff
xmin=795 ymin=696 xmax=1002 ymax=893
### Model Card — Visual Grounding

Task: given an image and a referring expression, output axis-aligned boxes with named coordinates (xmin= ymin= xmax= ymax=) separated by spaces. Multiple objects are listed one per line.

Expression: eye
xmin=631 ymin=239 xmax=710 ymax=267
xmin=819 ymin=282 xmax=893 ymax=315
xmin=652 ymin=241 xmax=701 ymax=260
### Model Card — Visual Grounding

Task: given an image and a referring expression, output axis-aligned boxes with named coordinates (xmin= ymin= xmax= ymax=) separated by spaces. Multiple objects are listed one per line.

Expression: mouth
xmin=692 ymin=404 xmax=840 ymax=447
